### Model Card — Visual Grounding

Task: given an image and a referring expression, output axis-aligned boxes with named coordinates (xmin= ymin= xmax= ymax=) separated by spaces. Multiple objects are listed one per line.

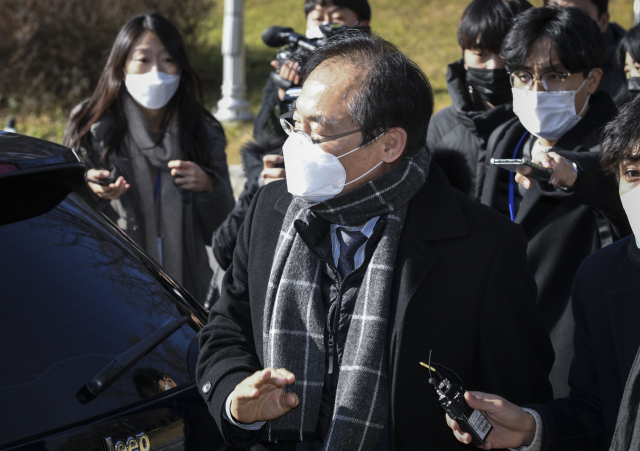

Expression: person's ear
xmin=380 ymin=127 xmax=407 ymax=164
xmin=587 ymin=68 xmax=603 ymax=94
xmin=358 ymin=20 xmax=369 ymax=26
xmin=598 ymin=12 xmax=610 ymax=34
xmin=461 ymin=47 xmax=468 ymax=71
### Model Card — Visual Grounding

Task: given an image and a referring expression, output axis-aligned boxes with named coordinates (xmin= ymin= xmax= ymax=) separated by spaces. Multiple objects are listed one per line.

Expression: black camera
xmin=261 ymin=24 xmax=370 ymax=111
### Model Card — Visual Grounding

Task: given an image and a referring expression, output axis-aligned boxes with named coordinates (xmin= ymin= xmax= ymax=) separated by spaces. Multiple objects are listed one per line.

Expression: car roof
xmin=0 ymin=132 xmax=83 ymax=172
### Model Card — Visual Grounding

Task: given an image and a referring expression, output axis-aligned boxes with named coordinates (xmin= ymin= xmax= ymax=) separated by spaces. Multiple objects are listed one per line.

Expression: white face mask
xmin=306 ymin=26 xmax=325 ymax=39
xmin=282 ymin=132 xmax=383 ymax=203
xmin=124 ymin=69 xmax=181 ymax=110
xmin=512 ymin=71 xmax=592 ymax=141
xmin=621 ymin=185 xmax=640 ymax=240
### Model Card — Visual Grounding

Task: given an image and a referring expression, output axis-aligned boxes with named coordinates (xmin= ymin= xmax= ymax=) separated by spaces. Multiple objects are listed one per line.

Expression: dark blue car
xmin=0 ymin=132 xmax=224 ymax=451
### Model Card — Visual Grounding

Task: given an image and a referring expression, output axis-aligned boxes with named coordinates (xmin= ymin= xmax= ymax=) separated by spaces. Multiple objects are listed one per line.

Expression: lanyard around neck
xmin=153 ymin=168 xmax=163 ymax=265
xmin=153 ymin=168 xmax=162 ymax=202
xmin=509 ymin=131 xmax=530 ymax=222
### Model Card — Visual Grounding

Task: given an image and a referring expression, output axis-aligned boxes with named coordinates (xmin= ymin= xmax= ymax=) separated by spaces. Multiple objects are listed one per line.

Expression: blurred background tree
xmin=0 ymin=0 xmax=633 ymax=163
xmin=0 ymin=0 xmax=211 ymax=110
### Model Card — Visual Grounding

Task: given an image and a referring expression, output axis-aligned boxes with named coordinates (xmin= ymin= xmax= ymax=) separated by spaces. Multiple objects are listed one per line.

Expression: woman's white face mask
xmin=125 ymin=69 xmax=181 ymax=110
xmin=282 ymin=132 xmax=384 ymax=203
xmin=512 ymin=71 xmax=593 ymax=141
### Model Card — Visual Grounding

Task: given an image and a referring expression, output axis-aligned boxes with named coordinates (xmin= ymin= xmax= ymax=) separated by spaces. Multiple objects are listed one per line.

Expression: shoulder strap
xmin=593 ymin=209 xmax=614 ymax=248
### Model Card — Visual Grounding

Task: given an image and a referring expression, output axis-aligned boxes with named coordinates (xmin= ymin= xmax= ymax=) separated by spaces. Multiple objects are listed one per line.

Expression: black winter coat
xmin=196 ymin=161 xmax=554 ymax=450
xmin=600 ymin=22 xmax=627 ymax=106
xmin=428 ymin=60 xmax=515 ymax=200
xmin=253 ymin=76 xmax=289 ymax=141
xmin=481 ymin=92 xmax=631 ymax=397
xmin=211 ymin=134 xmax=285 ymax=271
xmin=528 ymin=235 xmax=640 ymax=450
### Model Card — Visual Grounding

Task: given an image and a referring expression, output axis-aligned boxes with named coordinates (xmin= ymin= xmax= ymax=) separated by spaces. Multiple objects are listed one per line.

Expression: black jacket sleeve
xmin=533 ymin=150 xmax=631 ymax=240
xmin=63 ymin=102 xmax=118 ymax=216
xmin=253 ymin=76 xmax=286 ymax=140
xmin=212 ymin=178 xmax=261 ymax=270
xmin=193 ymin=123 xmax=235 ymax=244
xmin=196 ymin=184 xmax=265 ymax=448
xmin=529 ymin=260 xmax=606 ymax=451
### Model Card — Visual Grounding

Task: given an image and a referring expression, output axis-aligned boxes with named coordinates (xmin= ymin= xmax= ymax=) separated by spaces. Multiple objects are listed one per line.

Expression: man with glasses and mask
xmin=196 ymin=32 xmax=553 ymax=451
xmin=446 ymin=94 xmax=640 ymax=451
xmin=481 ymin=6 xmax=631 ymax=399
xmin=544 ymin=0 xmax=627 ymax=106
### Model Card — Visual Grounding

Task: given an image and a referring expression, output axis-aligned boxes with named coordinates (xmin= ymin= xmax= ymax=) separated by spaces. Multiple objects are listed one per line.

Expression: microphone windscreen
xmin=262 ymin=26 xmax=293 ymax=47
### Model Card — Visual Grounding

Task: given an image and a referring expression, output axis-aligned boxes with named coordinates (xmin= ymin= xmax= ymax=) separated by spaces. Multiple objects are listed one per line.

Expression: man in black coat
xmin=197 ymin=32 xmax=553 ymax=451
xmin=480 ymin=6 xmax=630 ymax=398
xmin=428 ymin=0 xmax=532 ymax=200
xmin=446 ymin=91 xmax=640 ymax=451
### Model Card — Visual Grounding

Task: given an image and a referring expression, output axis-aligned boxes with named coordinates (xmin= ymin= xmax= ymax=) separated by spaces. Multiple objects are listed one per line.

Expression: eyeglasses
xmin=279 ymin=110 xmax=361 ymax=145
xmin=509 ymin=69 xmax=575 ymax=92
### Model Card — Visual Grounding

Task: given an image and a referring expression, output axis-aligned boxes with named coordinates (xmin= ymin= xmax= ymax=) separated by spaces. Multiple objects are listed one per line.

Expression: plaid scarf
xmin=263 ymin=148 xmax=430 ymax=450
xmin=611 ymin=344 xmax=640 ymax=450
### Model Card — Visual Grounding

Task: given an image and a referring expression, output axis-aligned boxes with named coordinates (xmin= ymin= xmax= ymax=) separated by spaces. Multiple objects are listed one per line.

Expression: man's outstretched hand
xmin=230 ymin=368 xmax=299 ymax=424
xmin=445 ymin=391 xmax=537 ymax=450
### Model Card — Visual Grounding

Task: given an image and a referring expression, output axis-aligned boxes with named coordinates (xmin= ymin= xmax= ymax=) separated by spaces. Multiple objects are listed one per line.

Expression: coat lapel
xmin=389 ymin=163 xmax=468 ymax=340
xmin=386 ymin=163 xmax=468 ymax=432
xmin=514 ymin=185 xmax=541 ymax=224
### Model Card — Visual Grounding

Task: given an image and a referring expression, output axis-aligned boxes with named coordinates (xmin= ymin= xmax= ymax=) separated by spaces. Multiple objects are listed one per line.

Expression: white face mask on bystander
xmin=125 ymin=69 xmax=180 ymax=110
xmin=621 ymin=184 xmax=640 ymax=240
xmin=512 ymin=71 xmax=593 ymax=141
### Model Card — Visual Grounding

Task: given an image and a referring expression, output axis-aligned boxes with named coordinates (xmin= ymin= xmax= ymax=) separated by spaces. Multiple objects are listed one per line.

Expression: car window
xmin=0 ymin=183 xmax=200 ymax=445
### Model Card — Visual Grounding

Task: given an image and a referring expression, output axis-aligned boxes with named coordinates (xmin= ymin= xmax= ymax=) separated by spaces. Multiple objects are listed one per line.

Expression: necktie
xmin=336 ymin=227 xmax=367 ymax=280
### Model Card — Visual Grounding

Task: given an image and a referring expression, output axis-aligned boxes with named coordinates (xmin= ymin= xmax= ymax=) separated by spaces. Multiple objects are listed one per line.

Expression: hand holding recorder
xmin=445 ymin=391 xmax=537 ymax=450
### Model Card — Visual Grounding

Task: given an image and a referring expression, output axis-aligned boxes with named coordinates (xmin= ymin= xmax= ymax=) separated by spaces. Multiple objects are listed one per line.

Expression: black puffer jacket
xmin=427 ymin=60 xmax=515 ymax=201
xmin=600 ymin=22 xmax=627 ymax=106
xmin=211 ymin=134 xmax=285 ymax=272
xmin=254 ymin=76 xmax=289 ymax=141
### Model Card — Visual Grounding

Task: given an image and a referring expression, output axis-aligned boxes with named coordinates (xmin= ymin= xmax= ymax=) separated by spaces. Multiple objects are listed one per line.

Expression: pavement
xmin=228 ymin=163 xmax=247 ymax=199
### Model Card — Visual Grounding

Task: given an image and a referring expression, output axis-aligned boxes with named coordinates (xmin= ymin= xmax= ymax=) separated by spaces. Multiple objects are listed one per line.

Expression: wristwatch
xmin=557 ymin=160 xmax=579 ymax=192
xmin=570 ymin=160 xmax=579 ymax=185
